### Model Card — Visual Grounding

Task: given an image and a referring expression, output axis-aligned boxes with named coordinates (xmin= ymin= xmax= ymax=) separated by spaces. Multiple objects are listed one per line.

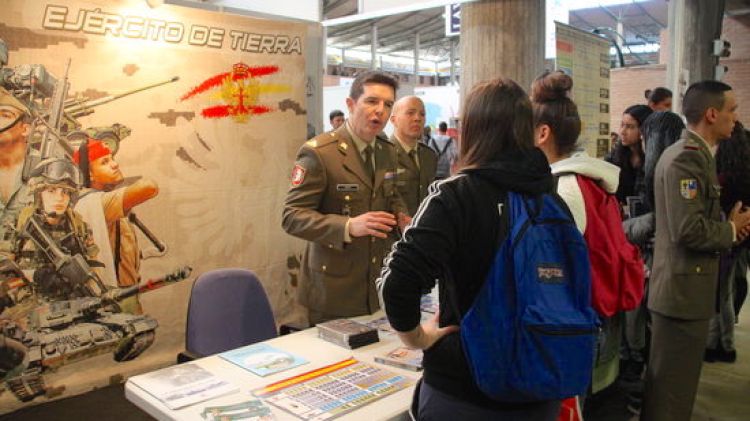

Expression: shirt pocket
xmin=310 ymin=244 xmax=352 ymax=277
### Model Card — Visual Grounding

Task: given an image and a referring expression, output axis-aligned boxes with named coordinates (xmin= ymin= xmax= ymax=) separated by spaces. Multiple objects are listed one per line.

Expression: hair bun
xmin=532 ymin=70 xmax=573 ymax=103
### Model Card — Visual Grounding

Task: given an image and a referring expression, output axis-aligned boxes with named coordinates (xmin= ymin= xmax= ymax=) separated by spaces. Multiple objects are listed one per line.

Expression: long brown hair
xmin=458 ymin=78 xmax=534 ymax=169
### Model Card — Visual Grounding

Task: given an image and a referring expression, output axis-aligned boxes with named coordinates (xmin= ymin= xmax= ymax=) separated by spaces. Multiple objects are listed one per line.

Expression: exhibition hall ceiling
xmin=323 ymin=0 xmax=750 ymax=68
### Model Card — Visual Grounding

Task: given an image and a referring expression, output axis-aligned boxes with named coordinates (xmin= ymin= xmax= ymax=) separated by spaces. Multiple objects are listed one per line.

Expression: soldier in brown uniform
xmin=387 ymin=96 xmax=437 ymax=216
xmin=642 ymin=81 xmax=750 ymax=421
xmin=282 ymin=71 xmax=408 ymax=325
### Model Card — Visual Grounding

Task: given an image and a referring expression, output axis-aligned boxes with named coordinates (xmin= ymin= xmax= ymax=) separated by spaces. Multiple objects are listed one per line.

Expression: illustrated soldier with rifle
xmin=12 ymin=158 xmax=107 ymax=301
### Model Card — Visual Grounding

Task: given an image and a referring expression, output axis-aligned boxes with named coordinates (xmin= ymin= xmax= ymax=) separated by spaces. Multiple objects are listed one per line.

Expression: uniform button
xmin=696 ymin=266 xmax=702 ymax=273
xmin=328 ymin=244 xmax=333 ymax=248
xmin=322 ymin=265 xmax=327 ymax=271
xmin=371 ymin=257 xmax=377 ymax=264
xmin=345 ymin=195 xmax=350 ymax=201
xmin=371 ymin=237 xmax=376 ymax=243
xmin=372 ymin=193 xmax=376 ymax=199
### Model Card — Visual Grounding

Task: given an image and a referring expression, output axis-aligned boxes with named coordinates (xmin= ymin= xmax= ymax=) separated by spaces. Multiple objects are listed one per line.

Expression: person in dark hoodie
xmin=377 ymin=78 xmax=560 ymax=420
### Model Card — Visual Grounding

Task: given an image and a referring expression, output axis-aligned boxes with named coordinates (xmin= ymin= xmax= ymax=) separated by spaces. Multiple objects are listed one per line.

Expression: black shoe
xmin=704 ymin=348 xmax=718 ymax=362
xmin=626 ymin=391 xmax=642 ymax=416
xmin=714 ymin=346 xmax=737 ymax=363
xmin=619 ymin=359 xmax=644 ymax=385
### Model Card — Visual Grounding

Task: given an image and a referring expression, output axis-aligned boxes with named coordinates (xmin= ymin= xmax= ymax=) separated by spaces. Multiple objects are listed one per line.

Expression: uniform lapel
xmin=391 ymin=136 xmax=417 ymax=173
xmin=338 ymin=126 xmax=373 ymax=188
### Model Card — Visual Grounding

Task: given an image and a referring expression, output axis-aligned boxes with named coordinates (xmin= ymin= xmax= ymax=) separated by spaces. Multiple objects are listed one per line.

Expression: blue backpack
xmin=459 ymin=192 xmax=598 ymax=402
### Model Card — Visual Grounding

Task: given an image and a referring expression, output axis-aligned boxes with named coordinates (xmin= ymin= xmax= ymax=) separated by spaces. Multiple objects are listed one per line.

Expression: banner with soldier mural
xmin=0 ymin=0 xmax=308 ymax=412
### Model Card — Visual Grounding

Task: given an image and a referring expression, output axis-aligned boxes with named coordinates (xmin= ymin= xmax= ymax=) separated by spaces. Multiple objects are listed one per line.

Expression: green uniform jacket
xmin=648 ymin=130 xmax=733 ymax=320
xmin=282 ymin=125 xmax=406 ymax=318
xmin=387 ymin=136 xmax=437 ymax=217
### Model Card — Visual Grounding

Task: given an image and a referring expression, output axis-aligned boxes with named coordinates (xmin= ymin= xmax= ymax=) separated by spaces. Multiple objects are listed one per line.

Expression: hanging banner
xmin=0 ymin=0 xmax=308 ymax=413
xmin=555 ymin=21 xmax=612 ymax=158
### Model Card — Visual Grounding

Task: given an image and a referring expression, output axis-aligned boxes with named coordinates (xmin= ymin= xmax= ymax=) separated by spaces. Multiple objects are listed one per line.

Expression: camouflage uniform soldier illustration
xmin=0 ymin=88 xmax=33 ymax=251
xmin=73 ymin=139 xmax=159 ymax=314
xmin=12 ymin=158 xmax=107 ymax=301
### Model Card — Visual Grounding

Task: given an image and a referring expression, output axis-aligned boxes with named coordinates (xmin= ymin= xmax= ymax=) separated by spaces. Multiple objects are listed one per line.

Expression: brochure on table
xmin=220 ymin=343 xmax=308 ymax=377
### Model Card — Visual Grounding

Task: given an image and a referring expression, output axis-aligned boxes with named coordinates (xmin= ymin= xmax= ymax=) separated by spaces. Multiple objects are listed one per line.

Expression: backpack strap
xmin=444 ymin=190 xmax=510 ymax=322
xmin=439 ymin=138 xmax=453 ymax=156
xmin=430 ymin=137 xmax=453 ymax=158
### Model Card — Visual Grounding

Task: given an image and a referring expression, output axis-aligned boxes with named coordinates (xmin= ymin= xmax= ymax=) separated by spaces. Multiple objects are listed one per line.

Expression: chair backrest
xmin=185 ymin=268 xmax=277 ymax=357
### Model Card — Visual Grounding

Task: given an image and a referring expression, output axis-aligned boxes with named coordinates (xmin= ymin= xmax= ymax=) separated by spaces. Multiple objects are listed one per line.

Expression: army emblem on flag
xmin=680 ymin=178 xmax=697 ymax=199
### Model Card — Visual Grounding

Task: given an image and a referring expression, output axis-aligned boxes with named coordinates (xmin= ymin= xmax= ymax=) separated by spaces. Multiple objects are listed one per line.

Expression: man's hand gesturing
xmin=349 ymin=211 xmax=397 ymax=238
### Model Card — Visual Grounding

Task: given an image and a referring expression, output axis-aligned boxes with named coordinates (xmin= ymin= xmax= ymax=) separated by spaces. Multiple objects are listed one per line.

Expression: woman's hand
xmin=396 ymin=311 xmax=459 ymax=350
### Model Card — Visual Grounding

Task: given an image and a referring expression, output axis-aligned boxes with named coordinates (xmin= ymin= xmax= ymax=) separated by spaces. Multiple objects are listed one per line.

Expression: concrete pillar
xmin=460 ymin=0 xmax=545 ymax=100
xmin=667 ymin=0 xmax=725 ymax=112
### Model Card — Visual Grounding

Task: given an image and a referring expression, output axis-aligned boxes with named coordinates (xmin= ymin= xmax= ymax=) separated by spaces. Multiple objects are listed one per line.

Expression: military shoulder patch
xmin=680 ymin=178 xmax=698 ymax=199
xmin=291 ymin=164 xmax=306 ymax=187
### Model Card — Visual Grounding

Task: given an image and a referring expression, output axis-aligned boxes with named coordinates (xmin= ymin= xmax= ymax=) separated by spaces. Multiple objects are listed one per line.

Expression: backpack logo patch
xmin=537 ymin=264 xmax=565 ymax=283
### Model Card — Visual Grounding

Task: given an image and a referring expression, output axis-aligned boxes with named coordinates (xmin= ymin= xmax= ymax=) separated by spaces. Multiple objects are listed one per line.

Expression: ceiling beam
xmin=324 ymin=0 xmax=352 ymax=16
xmin=329 ymin=12 xmax=421 ymax=44
xmin=569 ymin=11 xmax=597 ymax=30
xmin=632 ymin=0 xmax=666 ymax=28
xmin=323 ymin=0 xmax=477 ymax=27
xmin=333 ymin=14 xmax=444 ymax=49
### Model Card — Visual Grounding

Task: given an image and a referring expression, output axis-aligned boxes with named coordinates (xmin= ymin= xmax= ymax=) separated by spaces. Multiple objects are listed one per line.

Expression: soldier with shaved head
xmin=387 ymin=96 xmax=437 ymax=216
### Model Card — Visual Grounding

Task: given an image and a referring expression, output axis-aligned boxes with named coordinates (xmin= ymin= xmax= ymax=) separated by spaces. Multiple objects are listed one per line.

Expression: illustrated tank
xmin=2 ymin=267 xmax=191 ymax=402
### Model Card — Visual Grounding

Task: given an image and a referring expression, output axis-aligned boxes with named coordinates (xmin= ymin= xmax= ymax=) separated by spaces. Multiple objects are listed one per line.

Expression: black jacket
xmin=606 ymin=141 xmax=645 ymax=205
xmin=379 ymin=148 xmax=554 ymax=408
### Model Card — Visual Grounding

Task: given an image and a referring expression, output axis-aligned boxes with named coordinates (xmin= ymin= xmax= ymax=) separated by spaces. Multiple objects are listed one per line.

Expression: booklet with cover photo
xmin=220 ymin=343 xmax=308 ymax=377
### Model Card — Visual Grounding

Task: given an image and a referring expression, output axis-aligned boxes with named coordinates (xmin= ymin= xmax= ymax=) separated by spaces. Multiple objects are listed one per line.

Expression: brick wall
xmin=610 ymin=65 xmax=667 ymax=133
xmin=610 ymin=15 xmax=750 ymax=135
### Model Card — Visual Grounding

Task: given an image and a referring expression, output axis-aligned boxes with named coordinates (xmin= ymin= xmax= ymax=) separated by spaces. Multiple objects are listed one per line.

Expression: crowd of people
xmin=282 ymin=69 xmax=747 ymax=421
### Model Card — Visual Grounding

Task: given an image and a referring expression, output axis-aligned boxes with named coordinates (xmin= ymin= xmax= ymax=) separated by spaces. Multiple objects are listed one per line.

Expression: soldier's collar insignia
xmin=680 ymin=178 xmax=698 ymax=200
xmin=339 ymin=142 xmax=347 ymax=150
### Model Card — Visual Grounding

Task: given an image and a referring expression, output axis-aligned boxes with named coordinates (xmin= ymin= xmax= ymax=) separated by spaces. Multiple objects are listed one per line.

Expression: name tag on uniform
xmin=337 ymin=183 xmax=359 ymax=192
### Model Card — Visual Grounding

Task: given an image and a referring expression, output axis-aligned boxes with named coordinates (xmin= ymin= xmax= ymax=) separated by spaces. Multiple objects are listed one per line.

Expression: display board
xmin=0 ymin=0 xmax=308 ymax=413
xmin=555 ymin=21 xmax=612 ymax=158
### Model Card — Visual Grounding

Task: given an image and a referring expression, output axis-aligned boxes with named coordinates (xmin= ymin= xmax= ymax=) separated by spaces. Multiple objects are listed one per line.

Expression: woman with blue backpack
xmin=378 ymin=77 xmax=598 ymax=420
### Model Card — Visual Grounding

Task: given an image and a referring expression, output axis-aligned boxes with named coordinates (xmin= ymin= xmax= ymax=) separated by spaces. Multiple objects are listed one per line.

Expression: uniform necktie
xmin=408 ymin=149 xmax=419 ymax=169
xmin=364 ymin=145 xmax=375 ymax=182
